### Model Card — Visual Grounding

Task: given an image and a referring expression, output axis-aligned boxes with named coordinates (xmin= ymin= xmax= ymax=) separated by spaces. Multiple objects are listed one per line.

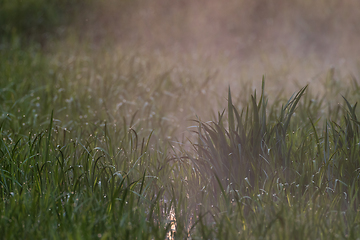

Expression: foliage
xmin=0 ymin=0 xmax=88 ymax=42
xmin=1 ymin=3 xmax=360 ymax=237
xmin=187 ymin=78 xmax=360 ymax=238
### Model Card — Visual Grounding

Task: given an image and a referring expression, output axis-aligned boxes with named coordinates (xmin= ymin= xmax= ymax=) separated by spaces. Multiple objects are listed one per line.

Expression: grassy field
xmin=1 ymin=1 xmax=360 ymax=239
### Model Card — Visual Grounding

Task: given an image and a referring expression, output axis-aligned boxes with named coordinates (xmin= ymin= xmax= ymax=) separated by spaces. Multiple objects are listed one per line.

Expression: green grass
xmin=187 ymin=79 xmax=360 ymax=238
xmin=2 ymin=2 xmax=360 ymax=239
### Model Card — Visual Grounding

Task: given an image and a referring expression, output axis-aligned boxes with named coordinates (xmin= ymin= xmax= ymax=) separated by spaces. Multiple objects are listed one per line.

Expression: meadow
xmin=1 ymin=0 xmax=360 ymax=239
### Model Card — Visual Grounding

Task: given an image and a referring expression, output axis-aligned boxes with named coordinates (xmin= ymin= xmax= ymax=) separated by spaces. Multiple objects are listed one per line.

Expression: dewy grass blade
xmin=45 ymin=110 xmax=53 ymax=163
xmin=251 ymin=95 xmax=260 ymax=134
xmin=260 ymin=77 xmax=267 ymax=136
xmin=228 ymin=87 xmax=235 ymax=133
xmin=283 ymin=85 xmax=308 ymax=132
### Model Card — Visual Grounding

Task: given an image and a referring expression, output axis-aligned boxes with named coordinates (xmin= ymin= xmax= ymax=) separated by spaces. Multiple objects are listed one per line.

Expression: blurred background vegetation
xmin=53 ymin=0 xmax=360 ymax=97
xmin=2 ymin=0 xmax=359 ymax=86
xmin=0 ymin=0 xmax=89 ymax=45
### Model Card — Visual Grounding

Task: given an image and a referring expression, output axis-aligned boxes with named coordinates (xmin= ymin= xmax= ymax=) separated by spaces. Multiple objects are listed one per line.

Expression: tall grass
xmin=0 ymin=42 xmax=176 ymax=239
xmin=2 ymin=39 xmax=360 ymax=238
xmin=185 ymin=77 xmax=360 ymax=238
xmin=0 ymin=37 xmax=211 ymax=239
xmin=2 ymin=3 xmax=360 ymax=237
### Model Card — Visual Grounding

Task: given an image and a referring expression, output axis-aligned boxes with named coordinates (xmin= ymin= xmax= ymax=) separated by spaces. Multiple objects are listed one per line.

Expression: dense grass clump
xmin=0 ymin=117 xmax=172 ymax=239
xmin=0 ymin=43 xmax=167 ymax=239
xmin=185 ymin=78 xmax=360 ymax=239
xmin=192 ymin=78 xmax=360 ymax=191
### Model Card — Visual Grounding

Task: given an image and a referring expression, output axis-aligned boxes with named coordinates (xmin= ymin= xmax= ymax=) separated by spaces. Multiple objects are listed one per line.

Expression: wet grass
xmin=187 ymin=78 xmax=360 ymax=239
xmin=2 ymin=38 xmax=360 ymax=239
xmin=2 ymin=2 xmax=360 ymax=239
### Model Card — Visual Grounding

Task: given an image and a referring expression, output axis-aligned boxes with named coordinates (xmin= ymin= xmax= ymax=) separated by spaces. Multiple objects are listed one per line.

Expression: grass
xmin=1 ymin=1 xmax=360 ymax=239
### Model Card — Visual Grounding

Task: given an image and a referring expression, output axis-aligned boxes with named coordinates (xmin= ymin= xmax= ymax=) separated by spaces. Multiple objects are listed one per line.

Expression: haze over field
xmin=3 ymin=1 xmax=360 ymax=238
xmin=75 ymin=0 xmax=360 ymax=91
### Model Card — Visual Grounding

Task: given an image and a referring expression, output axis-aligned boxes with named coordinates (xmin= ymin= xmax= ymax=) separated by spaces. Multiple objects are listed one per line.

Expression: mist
xmin=77 ymin=0 xmax=360 ymax=90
